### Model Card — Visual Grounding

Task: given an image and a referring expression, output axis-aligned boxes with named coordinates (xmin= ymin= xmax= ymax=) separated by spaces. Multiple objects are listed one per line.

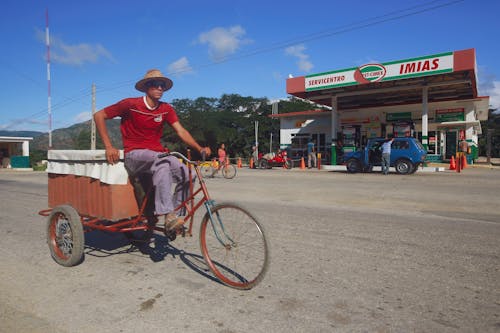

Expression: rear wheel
xmin=199 ymin=203 xmax=269 ymax=289
xmin=222 ymin=164 xmax=237 ymax=179
xmin=395 ymin=159 xmax=414 ymax=174
xmin=47 ymin=205 xmax=84 ymax=267
xmin=201 ymin=164 xmax=215 ymax=178
xmin=346 ymin=159 xmax=361 ymax=173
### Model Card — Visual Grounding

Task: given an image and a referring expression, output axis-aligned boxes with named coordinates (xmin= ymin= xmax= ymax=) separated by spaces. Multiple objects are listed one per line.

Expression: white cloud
xmin=197 ymin=25 xmax=251 ymax=62
xmin=36 ymin=29 xmax=114 ymax=66
xmin=74 ymin=111 xmax=91 ymax=123
xmin=285 ymin=44 xmax=313 ymax=73
xmin=484 ymin=81 xmax=500 ymax=111
xmin=167 ymin=57 xmax=194 ymax=76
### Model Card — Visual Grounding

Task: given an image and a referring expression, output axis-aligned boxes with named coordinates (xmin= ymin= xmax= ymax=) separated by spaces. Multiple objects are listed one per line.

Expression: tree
xmin=479 ymin=108 xmax=500 ymax=158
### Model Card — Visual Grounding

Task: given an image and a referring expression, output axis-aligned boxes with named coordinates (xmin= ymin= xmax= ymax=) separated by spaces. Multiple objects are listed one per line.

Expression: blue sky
xmin=1 ymin=0 xmax=499 ymax=132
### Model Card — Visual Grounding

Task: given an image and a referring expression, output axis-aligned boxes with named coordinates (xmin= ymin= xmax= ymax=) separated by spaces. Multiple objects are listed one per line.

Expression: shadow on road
xmin=83 ymin=230 xmax=223 ymax=286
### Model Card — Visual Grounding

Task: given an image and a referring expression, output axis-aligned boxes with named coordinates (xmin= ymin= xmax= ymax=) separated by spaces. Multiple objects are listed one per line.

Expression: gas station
xmin=274 ymin=48 xmax=489 ymax=165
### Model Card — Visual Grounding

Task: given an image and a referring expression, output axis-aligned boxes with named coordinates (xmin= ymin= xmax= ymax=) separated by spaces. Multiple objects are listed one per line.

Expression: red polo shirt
xmin=103 ymin=97 xmax=179 ymax=153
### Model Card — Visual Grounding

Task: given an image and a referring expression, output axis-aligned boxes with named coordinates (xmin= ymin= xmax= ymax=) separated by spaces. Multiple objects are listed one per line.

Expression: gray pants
xmin=308 ymin=152 xmax=317 ymax=168
xmin=124 ymin=149 xmax=191 ymax=215
xmin=381 ymin=153 xmax=390 ymax=175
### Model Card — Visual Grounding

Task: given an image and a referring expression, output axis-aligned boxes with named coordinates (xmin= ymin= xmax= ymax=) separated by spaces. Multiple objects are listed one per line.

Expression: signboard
xmin=435 ymin=108 xmax=464 ymax=122
xmin=305 ymin=51 xmax=453 ymax=91
xmin=386 ymin=112 xmax=412 ymax=121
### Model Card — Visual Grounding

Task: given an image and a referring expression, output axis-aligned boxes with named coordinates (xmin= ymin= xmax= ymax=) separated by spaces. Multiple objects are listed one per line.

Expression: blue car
xmin=343 ymin=137 xmax=427 ymax=174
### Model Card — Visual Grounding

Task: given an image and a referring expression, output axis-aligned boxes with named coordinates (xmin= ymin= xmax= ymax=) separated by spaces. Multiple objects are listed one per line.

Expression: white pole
xmin=46 ymin=9 xmax=52 ymax=148
xmin=270 ymin=133 xmax=273 ymax=153
xmin=91 ymin=83 xmax=96 ymax=149
xmin=255 ymin=121 xmax=259 ymax=152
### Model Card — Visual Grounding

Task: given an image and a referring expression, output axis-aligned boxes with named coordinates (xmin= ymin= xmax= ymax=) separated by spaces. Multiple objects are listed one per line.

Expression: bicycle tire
xmin=199 ymin=203 xmax=269 ymax=289
xmin=222 ymin=164 xmax=237 ymax=179
xmin=201 ymin=164 xmax=215 ymax=178
xmin=47 ymin=205 xmax=85 ymax=267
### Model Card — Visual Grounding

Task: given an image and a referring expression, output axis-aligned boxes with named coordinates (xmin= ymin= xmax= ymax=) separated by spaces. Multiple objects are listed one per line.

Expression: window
xmin=392 ymin=140 xmax=409 ymax=150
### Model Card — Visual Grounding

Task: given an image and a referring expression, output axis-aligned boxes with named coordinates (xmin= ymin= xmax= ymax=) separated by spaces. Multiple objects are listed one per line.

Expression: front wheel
xmin=47 ymin=205 xmax=84 ymax=266
xmin=222 ymin=164 xmax=237 ymax=179
xmin=284 ymin=160 xmax=292 ymax=169
xmin=199 ymin=203 xmax=269 ymax=289
xmin=346 ymin=159 xmax=361 ymax=173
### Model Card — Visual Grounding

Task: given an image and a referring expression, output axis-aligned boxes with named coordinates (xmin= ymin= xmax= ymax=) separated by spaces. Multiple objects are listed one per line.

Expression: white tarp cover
xmin=47 ymin=150 xmax=129 ymax=185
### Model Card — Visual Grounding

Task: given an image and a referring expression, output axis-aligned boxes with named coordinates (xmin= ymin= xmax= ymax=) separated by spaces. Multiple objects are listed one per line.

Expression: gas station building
xmin=274 ymin=48 xmax=489 ymax=164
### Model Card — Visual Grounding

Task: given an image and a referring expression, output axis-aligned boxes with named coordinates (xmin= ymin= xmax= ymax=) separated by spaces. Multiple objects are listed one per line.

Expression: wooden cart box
xmin=47 ymin=150 xmax=139 ymax=220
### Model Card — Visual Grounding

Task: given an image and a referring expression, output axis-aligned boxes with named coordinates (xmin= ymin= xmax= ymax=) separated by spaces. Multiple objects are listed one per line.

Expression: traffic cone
xmin=300 ymin=157 xmax=306 ymax=170
xmin=249 ymin=158 xmax=254 ymax=169
xmin=462 ymin=154 xmax=468 ymax=168
xmin=449 ymin=155 xmax=456 ymax=170
xmin=237 ymin=157 xmax=242 ymax=168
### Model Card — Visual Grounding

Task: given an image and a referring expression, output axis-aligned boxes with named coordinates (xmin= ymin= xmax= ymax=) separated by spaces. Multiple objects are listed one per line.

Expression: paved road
xmin=0 ymin=167 xmax=499 ymax=333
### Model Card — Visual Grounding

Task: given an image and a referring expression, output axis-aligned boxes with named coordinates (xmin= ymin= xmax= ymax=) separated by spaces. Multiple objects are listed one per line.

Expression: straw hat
xmin=135 ymin=69 xmax=173 ymax=92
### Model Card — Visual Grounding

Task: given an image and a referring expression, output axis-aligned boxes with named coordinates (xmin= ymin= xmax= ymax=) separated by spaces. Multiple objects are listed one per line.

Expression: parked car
xmin=258 ymin=150 xmax=293 ymax=169
xmin=343 ymin=137 xmax=427 ymax=174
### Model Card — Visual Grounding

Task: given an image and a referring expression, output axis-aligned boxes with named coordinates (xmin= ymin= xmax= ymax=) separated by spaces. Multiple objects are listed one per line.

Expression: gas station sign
xmin=305 ymin=51 xmax=453 ymax=91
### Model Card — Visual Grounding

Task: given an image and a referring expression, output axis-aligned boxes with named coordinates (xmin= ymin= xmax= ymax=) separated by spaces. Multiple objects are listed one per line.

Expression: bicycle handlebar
xmin=158 ymin=151 xmax=200 ymax=166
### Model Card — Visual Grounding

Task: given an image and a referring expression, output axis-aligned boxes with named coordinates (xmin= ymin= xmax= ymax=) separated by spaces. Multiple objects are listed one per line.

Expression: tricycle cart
xmin=39 ymin=150 xmax=269 ymax=290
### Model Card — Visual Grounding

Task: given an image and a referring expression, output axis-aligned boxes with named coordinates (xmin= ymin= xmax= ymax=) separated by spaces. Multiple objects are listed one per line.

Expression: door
xmin=445 ymin=131 xmax=457 ymax=159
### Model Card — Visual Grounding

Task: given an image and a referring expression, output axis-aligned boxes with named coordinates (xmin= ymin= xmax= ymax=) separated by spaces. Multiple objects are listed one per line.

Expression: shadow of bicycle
xmin=83 ymin=230 xmax=223 ymax=286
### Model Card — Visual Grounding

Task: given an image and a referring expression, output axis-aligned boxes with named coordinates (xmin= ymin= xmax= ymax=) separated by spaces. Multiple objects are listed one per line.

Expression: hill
xmin=0 ymin=130 xmax=45 ymax=138
xmin=31 ymin=119 xmax=122 ymax=151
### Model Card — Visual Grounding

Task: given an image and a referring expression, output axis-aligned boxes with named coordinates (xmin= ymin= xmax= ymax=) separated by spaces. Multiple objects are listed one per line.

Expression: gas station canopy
xmin=286 ymin=48 xmax=481 ymax=111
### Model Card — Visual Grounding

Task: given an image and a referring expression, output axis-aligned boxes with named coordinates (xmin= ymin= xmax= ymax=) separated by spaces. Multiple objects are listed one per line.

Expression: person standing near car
xmin=94 ymin=69 xmax=211 ymax=233
xmin=381 ymin=134 xmax=394 ymax=175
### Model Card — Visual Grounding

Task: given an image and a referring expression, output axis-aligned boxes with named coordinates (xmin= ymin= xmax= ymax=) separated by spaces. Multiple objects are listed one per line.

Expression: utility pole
xmin=46 ymin=9 xmax=52 ymax=148
xmin=254 ymin=120 xmax=259 ymax=153
xmin=91 ymin=83 xmax=96 ymax=150
xmin=487 ymin=128 xmax=492 ymax=164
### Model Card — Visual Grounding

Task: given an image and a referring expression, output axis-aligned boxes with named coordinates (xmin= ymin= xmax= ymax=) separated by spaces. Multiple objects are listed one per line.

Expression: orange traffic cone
xmin=237 ymin=157 xmax=242 ymax=168
xmin=249 ymin=158 xmax=254 ymax=169
xmin=300 ymin=157 xmax=306 ymax=170
xmin=462 ymin=155 xmax=467 ymax=168
xmin=449 ymin=155 xmax=456 ymax=170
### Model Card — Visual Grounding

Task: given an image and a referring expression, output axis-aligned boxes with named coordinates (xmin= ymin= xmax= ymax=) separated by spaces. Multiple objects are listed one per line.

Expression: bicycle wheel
xmin=199 ymin=203 xmax=269 ymax=289
xmin=47 ymin=205 xmax=85 ymax=267
xmin=201 ymin=164 xmax=215 ymax=178
xmin=222 ymin=164 xmax=237 ymax=179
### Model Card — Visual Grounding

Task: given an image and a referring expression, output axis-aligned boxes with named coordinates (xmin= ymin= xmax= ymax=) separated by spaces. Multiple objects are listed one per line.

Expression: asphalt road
xmin=0 ymin=166 xmax=499 ymax=333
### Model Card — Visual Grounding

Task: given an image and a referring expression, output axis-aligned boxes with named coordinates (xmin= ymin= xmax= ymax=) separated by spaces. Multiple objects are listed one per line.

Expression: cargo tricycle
xmin=39 ymin=150 xmax=269 ymax=290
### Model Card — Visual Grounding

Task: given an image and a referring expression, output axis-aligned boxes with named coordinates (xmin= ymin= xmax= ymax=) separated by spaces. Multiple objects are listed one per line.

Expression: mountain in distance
xmin=30 ymin=119 xmax=122 ymax=151
xmin=0 ymin=130 xmax=45 ymax=138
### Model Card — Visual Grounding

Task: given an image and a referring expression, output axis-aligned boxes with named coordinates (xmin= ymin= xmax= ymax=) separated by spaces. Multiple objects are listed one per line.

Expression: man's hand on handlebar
xmin=200 ymin=147 xmax=211 ymax=161
xmin=105 ymin=146 xmax=120 ymax=164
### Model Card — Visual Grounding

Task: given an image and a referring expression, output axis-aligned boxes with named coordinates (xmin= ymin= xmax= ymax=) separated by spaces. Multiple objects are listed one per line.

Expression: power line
xmin=1 ymin=0 xmax=464 ymax=131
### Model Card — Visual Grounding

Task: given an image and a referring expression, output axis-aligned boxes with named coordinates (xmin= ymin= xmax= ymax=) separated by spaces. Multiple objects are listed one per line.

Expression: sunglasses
xmin=146 ymin=80 xmax=167 ymax=90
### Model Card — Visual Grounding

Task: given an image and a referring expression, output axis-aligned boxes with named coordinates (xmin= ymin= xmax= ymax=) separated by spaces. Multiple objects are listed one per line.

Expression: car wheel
xmin=395 ymin=159 xmax=414 ymax=174
xmin=346 ymin=159 xmax=361 ymax=173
